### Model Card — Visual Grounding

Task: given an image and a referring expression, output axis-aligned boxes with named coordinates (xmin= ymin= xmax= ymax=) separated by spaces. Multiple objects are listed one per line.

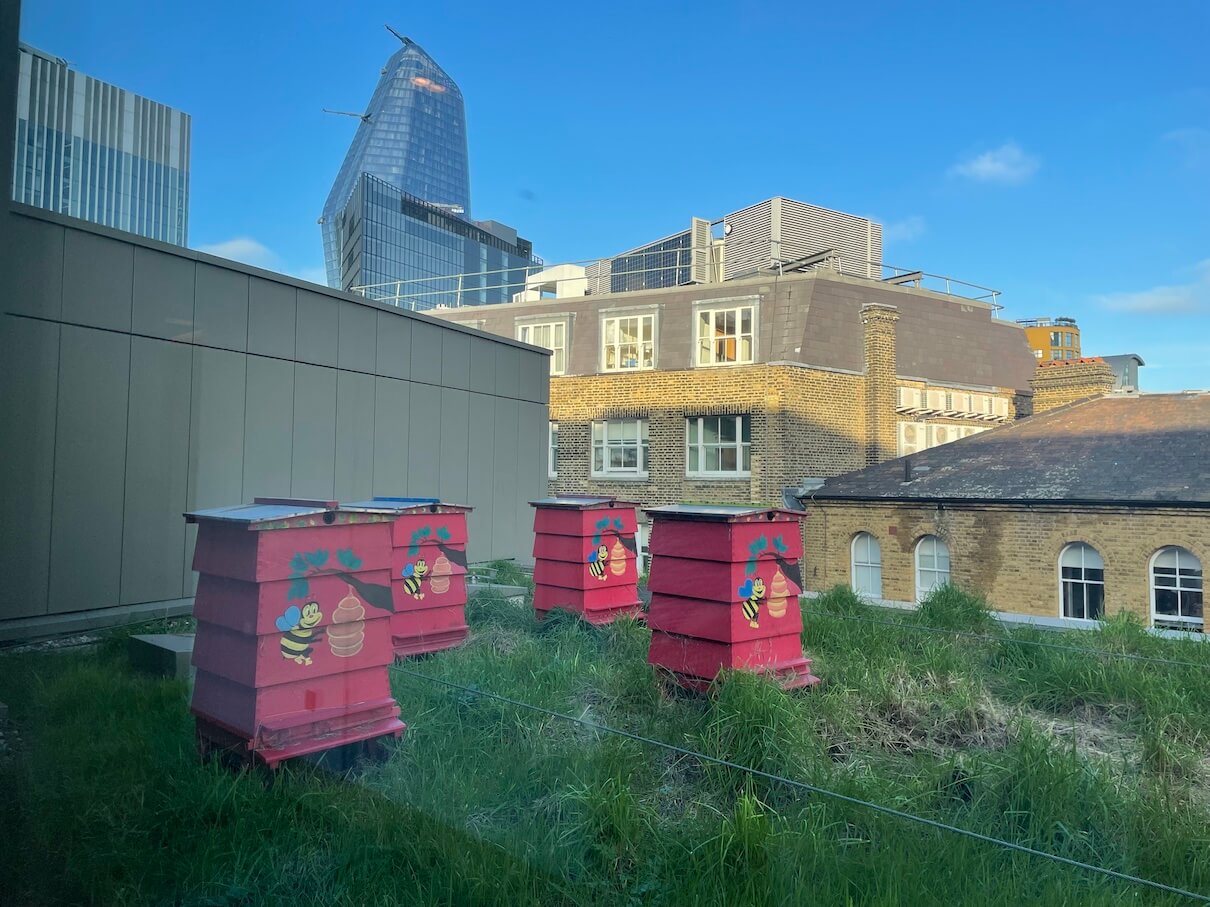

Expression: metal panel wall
xmin=0 ymin=208 xmax=549 ymax=635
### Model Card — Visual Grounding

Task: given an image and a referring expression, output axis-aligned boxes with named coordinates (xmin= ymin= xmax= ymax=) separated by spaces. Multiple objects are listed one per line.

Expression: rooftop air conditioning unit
xmin=899 ymin=421 xmax=923 ymax=455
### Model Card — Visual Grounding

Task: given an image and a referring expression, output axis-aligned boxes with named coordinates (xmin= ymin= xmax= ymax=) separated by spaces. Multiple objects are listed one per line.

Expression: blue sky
xmin=19 ymin=0 xmax=1210 ymax=389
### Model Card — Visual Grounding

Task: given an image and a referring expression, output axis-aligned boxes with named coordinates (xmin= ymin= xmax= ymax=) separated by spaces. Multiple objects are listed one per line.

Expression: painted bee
xmin=402 ymin=559 xmax=428 ymax=599
xmin=738 ymin=577 xmax=766 ymax=629
xmin=276 ymin=601 xmax=324 ymax=665
xmin=587 ymin=544 xmax=609 ymax=581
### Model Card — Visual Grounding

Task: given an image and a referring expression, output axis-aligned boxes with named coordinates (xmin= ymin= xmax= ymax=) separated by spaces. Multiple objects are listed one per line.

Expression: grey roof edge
xmin=8 ymin=203 xmax=550 ymax=357
xmin=800 ymin=493 xmax=1210 ymax=509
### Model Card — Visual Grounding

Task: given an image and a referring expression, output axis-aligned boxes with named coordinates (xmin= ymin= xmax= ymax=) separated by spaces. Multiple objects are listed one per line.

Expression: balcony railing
xmin=349 ymin=237 xmax=1003 ymax=314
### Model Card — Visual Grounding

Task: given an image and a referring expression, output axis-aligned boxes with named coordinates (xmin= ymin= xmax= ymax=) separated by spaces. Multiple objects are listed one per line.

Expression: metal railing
xmin=349 ymin=238 xmax=1003 ymax=313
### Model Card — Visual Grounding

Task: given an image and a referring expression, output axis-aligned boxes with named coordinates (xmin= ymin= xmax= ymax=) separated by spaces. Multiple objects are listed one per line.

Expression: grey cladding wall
xmin=0 ymin=207 xmax=549 ymax=632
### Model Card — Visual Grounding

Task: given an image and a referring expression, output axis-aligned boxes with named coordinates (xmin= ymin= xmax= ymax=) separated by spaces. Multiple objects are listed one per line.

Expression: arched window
xmin=851 ymin=532 xmax=882 ymax=599
xmin=1059 ymin=543 xmax=1104 ymax=620
xmin=914 ymin=535 xmax=950 ymax=602
xmin=1151 ymin=547 xmax=1203 ymax=630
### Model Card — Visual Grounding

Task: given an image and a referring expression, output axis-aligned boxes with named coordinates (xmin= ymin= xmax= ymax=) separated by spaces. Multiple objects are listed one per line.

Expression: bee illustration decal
xmin=276 ymin=601 xmax=324 ymax=665
xmin=587 ymin=544 xmax=609 ymax=581
xmin=738 ymin=577 xmax=766 ymax=629
xmin=401 ymin=559 xmax=428 ymax=599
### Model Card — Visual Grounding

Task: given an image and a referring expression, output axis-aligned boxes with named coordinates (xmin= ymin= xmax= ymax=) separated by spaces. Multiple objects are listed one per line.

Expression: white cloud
xmin=195 ymin=236 xmax=279 ymax=269
xmin=949 ymin=142 xmax=1040 ymax=185
xmin=883 ymin=216 xmax=925 ymax=243
xmin=291 ymin=265 xmax=330 ymax=287
xmin=1093 ymin=260 xmax=1210 ymax=314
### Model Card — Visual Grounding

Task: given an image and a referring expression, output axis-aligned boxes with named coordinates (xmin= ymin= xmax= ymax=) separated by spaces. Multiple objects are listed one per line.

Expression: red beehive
xmin=343 ymin=498 xmax=473 ymax=658
xmin=645 ymin=504 xmax=819 ymax=691
xmin=531 ymin=496 xmax=642 ymax=624
xmin=186 ymin=498 xmax=405 ymax=768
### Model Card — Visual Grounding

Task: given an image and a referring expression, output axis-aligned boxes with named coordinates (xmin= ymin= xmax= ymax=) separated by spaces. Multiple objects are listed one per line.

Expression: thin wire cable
xmin=391 ymin=665 xmax=1210 ymax=904
xmin=804 ymin=609 xmax=1210 ymax=671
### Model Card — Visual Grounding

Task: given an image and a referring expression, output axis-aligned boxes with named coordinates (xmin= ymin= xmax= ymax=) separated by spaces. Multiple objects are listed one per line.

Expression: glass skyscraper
xmin=12 ymin=44 xmax=190 ymax=246
xmin=320 ymin=32 xmax=535 ymax=302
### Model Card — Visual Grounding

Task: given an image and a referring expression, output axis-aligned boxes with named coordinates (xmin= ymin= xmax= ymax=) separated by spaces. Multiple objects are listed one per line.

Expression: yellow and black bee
xmin=587 ymin=544 xmax=609 ymax=581
xmin=739 ymin=577 xmax=766 ymax=629
xmin=402 ymin=559 xmax=428 ymax=599
xmin=276 ymin=601 xmax=324 ymax=665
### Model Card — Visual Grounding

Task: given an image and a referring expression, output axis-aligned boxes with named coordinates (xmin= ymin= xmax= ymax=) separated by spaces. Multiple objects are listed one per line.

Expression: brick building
xmin=801 ymin=393 xmax=1209 ymax=630
xmin=432 ymin=267 xmax=1036 ymax=553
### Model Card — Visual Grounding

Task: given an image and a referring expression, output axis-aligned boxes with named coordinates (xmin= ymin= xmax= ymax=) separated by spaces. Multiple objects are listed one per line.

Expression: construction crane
xmin=322 ymin=108 xmax=371 ymax=124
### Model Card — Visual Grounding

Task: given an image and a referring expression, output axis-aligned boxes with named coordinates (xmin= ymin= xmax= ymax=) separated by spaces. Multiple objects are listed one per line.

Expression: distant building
xmin=583 ymin=197 xmax=883 ymax=296
xmin=320 ymin=31 xmax=535 ymax=300
xmin=433 ymin=264 xmax=1036 ymax=561
xmin=1016 ymin=316 xmax=1081 ymax=361
xmin=802 ymin=392 xmax=1208 ymax=631
xmin=1103 ymin=353 xmax=1145 ymax=392
xmin=12 ymin=43 xmax=190 ymax=245
xmin=336 ymin=173 xmax=536 ymax=306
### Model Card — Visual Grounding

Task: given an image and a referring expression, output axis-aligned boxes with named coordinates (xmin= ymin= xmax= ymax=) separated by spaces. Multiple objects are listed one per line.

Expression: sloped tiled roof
xmin=809 ymin=394 xmax=1210 ymax=506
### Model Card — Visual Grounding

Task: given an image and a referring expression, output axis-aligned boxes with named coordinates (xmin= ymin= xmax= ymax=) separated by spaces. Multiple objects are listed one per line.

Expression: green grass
xmin=4 ymin=586 xmax=1210 ymax=905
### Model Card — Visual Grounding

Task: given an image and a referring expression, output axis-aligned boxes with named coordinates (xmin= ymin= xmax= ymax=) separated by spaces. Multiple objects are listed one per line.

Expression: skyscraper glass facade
xmin=341 ymin=173 xmax=535 ymax=309
xmin=11 ymin=44 xmax=190 ymax=246
xmin=321 ymin=35 xmax=473 ymax=289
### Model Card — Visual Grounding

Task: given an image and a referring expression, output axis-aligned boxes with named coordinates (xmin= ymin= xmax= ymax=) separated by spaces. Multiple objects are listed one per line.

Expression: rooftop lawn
xmin=3 ymin=585 xmax=1210 ymax=905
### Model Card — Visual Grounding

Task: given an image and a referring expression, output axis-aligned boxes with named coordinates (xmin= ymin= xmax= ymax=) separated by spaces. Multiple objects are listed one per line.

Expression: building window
xmin=1151 ymin=547 xmax=1204 ymax=630
xmin=548 ymin=422 xmax=558 ymax=478
xmin=518 ymin=322 xmax=567 ymax=375
xmin=1050 ymin=331 xmax=1061 ymax=347
xmin=851 ymin=532 xmax=882 ymax=599
xmin=591 ymin=418 xmax=649 ymax=477
xmin=1059 ymin=543 xmax=1104 ymax=620
xmin=602 ymin=314 xmax=655 ymax=371
xmin=685 ymin=415 xmax=751 ymax=477
xmin=696 ymin=305 xmax=754 ymax=365
xmin=914 ymin=535 xmax=951 ymax=602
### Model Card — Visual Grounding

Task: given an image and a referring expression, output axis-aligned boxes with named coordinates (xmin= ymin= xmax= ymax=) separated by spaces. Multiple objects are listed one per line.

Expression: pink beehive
xmin=531 ymin=496 xmax=642 ymax=624
xmin=186 ymin=498 xmax=405 ymax=768
xmin=645 ymin=504 xmax=819 ymax=691
xmin=343 ymin=498 xmax=473 ymax=658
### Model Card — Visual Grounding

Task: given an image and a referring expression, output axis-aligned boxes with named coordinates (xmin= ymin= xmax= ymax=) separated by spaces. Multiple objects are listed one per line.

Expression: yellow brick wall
xmin=1029 ymin=360 xmax=1115 ymax=413
xmin=802 ymin=500 xmax=1209 ymax=625
xmin=548 ymin=360 xmax=1025 ymax=512
xmin=548 ymin=364 xmax=866 ymax=508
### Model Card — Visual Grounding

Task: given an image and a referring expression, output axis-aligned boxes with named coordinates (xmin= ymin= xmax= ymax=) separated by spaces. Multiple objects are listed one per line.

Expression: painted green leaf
xmin=613 ymin=517 xmax=624 ymax=530
xmin=290 ymin=552 xmax=307 ymax=574
xmin=596 ymin=518 xmax=610 ymax=530
xmin=287 ymin=578 xmax=309 ymax=601
xmin=336 ymin=548 xmax=362 ymax=570
xmin=773 ymin=536 xmax=788 ymax=553
xmin=305 ymin=549 xmax=329 ymax=568
xmin=437 ymin=526 xmax=451 ymax=541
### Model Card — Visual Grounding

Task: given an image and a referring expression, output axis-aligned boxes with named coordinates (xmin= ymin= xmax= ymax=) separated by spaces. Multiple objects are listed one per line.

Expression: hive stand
xmin=645 ymin=505 xmax=819 ymax=691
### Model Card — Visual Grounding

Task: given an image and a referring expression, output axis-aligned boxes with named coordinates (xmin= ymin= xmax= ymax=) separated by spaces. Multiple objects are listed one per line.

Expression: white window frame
xmin=695 ymin=303 xmax=756 ymax=366
xmin=685 ymin=414 xmax=752 ymax=478
xmin=547 ymin=421 xmax=558 ymax=479
xmin=914 ymin=535 xmax=951 ymax=602
xmin=591 ymin=418 xmax=649 ymax=478
xmin=851 ymin=532 xmax=882 ymax=599
xmin=600 ymin=313 xmax=656 ymax=372
xmin=1058 ymin=543 xmax=1105 ymax=621
xmin=1150 ymin=546 xmax=1204 ymax=630
xmin=517 ymin=321 xmax=567 ymax=376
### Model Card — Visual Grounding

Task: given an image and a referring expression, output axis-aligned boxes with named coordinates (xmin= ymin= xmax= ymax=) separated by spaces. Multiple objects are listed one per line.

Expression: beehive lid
xmin=184 ymin=498 xmax=337 ymax=527
xmin=530 ymin=495 xmax=639 ymax=510
xmin=644 ymin=504 xmax=802 ymax=522
xmin=343 ymin=496 xmax=472 ymax=514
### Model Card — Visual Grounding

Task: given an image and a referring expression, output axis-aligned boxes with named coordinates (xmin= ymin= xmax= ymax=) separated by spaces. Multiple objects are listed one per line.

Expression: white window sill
xmin=695 ymin=360 xmax=755 ymax=368
xmin=590 ymin=474 xmax=649 ymax=482
xmin=685 ymin=472 xmax=752 ymax=480
xmin=601 ymin=365 xmax=655 ymax=373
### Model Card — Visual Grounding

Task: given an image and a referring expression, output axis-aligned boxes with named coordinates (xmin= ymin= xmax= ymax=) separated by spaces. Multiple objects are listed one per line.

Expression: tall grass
xmin=3 ymin=585 xmax=1210 ymax=904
